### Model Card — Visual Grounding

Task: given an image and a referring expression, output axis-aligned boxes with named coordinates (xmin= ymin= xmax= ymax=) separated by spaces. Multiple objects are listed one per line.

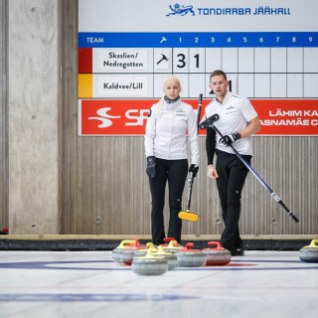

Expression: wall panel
xmin=0 ymin=0 xmax=8 ymax=231
xmin=60 ymin=1 xmax=317 ymax=238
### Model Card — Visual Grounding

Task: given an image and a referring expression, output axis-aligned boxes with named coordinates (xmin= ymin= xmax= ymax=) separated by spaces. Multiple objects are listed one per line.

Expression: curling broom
xmin=178 ymin=170 xmax=199 ymax=222
xmin=178 ymin=94 xmax=203 ymax=222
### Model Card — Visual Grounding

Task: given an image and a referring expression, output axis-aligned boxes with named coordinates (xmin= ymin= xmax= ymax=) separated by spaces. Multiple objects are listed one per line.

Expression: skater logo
xmin=166 ymin=3 xmax=195 ymax=16
xmin=88 ymin=107 xmax=121 ymax=128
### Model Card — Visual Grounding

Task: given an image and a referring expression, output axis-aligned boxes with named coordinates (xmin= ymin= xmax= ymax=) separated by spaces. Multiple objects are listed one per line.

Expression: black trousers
xmin=148 ymin=158 xmax=188 ymax=245
xmin=216 ymin=150 xmax=251 ymax=251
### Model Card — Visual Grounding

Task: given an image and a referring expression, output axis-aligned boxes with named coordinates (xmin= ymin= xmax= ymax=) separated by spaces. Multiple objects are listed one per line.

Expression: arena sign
xmin=78 ymin=0 xmax=318 ymax=136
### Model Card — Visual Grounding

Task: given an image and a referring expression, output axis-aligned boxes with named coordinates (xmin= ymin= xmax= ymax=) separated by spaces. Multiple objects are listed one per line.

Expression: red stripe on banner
xmin=78 ymin=48 xmax=93 ymax=73
xmin=79 ymin=99 xmax=318 ymax=136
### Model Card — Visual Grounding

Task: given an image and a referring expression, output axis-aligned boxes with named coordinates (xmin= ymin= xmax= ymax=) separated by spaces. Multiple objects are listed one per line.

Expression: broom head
xmin=178 ymin=210 xmax=199 ymax=222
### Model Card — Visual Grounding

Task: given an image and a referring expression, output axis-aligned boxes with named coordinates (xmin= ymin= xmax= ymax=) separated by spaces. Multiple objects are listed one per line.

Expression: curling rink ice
xmin=0 ymin=250 xmax=318 ymax=318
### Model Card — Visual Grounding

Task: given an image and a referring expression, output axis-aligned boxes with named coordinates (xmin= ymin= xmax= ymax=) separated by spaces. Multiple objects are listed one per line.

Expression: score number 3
xmin=176 ymin=53 xmax=200 ymax=68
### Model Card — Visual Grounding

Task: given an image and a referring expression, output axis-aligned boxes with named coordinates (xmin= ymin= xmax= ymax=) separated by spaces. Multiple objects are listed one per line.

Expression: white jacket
xmin=204 ymin=92 xmax=258 ymax=156
xmin=144 ymin=99 xmax=199 ymax=165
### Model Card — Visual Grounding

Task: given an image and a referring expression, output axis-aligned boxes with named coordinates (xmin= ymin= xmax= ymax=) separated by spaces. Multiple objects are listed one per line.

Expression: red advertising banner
xmin=79 ymin=99 xmax=318 ymax=136
xmin=253 ymin=100 xmax=318 ymax=135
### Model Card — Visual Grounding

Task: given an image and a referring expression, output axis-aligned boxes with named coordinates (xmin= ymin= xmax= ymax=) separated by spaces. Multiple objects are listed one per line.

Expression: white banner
xmin=79 ymin=0 xmax=318 ymax=32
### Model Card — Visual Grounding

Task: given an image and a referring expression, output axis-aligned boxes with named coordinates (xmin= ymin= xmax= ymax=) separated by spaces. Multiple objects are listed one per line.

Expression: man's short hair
xmin=210 ymin=70 xmax=227 ymax=81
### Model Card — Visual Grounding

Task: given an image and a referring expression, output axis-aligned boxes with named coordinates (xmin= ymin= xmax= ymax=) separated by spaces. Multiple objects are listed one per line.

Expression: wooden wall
xmin=0 ymin=0 xmax=317 ymax=238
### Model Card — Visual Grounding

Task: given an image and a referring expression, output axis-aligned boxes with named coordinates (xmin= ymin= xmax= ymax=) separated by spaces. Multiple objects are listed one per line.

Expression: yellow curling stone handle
xmin=307 ymin=239 xmax=318 ymax=248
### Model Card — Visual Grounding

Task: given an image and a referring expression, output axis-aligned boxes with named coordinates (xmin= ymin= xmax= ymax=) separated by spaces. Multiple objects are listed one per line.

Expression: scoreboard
xmin=78 ymin=0 xmax=318 ymax=135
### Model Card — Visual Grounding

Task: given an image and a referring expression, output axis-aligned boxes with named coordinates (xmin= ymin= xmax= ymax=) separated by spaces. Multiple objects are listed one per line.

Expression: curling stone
xmin=176 ymin=243 xmax=207 ymax=267
xmin=134 ymin=242 xmax=157 ymax=257
xmin=158 ymin=237 xmax=178 ymax=248
xmin=132 ymin=250 xmax=168 ymax=276
xmin=162 ymin=239 xmax=184 ymax=254
xmin=162 ymin=237 xmax=178 ymax=246
xmin=202 ymin=241 xmax=231 ymax=266
xmin=299 ymin=239 xmax=318 ymax=263
xmin=156 ymin=246 xmax=178 ymax=270
xmin=112 ymin=239 xmax=145 ymax=265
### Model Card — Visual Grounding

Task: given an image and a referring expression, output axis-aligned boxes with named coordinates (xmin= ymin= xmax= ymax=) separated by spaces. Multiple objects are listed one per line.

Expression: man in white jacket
xmin=144 ymin=76 xmax=199 ymax=245
xmin=203 ymin=70 xmax=261 ymax=255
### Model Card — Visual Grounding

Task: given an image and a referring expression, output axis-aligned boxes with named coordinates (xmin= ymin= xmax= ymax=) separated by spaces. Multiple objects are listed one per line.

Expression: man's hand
xmin=219 ymin=132 xmax=241 ymax=146
xmin=207 ymin=165 xmax=219 ymax=179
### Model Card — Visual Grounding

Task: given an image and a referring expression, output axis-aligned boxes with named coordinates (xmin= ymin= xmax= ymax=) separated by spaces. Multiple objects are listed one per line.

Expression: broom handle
xmin=184 ymin=94 xmax=202 ymax=211
xmin=186 ymin=172 xmax=194 ymax=210
xmin=197 ymin=94 xmax=203 ymax=134
xmin=185 ymin=93 xmax=201 ymax=210
xmin=212 ymin=124 xmax=299 ymax=223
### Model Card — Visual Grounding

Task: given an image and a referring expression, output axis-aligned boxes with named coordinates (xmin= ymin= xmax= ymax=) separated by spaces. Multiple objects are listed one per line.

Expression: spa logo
xmin=88 ymin=107 xmax=121 ymax=128
xmin=87 ymin=107 xmax=149 ymax=128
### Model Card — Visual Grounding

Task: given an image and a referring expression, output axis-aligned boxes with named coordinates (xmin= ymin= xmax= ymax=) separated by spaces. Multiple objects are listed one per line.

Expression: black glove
xmin=146 ymin=156 xmax=156 ymax=178
xmin=219 ymin=133 xmax=241 ymax=146
xmin=189 ymin=164 xmax=199 ymax=178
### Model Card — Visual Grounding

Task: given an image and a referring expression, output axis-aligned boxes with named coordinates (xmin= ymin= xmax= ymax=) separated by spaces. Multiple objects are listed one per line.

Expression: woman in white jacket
xmin=144 ymin=76 xmax=199 ymax=245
